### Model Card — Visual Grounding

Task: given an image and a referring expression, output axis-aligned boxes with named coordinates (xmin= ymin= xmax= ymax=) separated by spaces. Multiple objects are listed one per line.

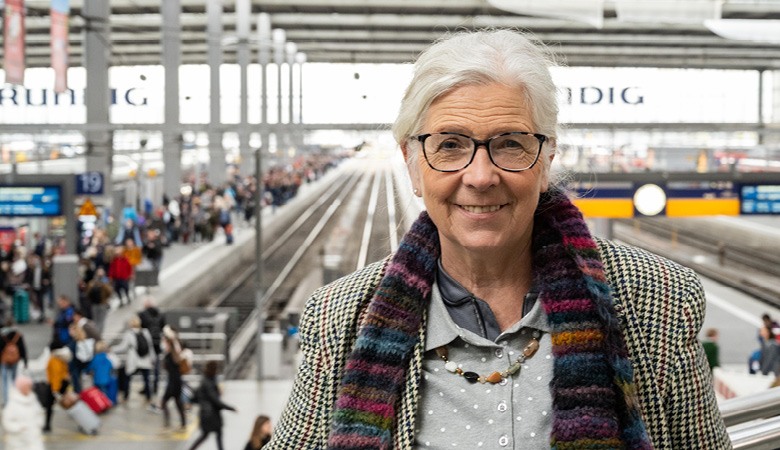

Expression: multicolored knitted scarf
xmin=327 ymin=190 xmax=653 ymax=450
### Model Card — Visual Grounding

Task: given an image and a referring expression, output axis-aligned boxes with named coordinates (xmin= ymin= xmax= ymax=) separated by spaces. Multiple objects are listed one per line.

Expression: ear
xmin=401 ymin=141 xmax=422 ymax=197
xmin=539 ymin=139 xmax=556 ymax=194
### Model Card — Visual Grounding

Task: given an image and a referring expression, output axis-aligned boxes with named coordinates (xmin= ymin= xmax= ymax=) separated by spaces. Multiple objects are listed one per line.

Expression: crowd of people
xmin=0 ymin=292 xmax=272 ymax=449
xmin=0 ymin=155 xmax=346 ymax=447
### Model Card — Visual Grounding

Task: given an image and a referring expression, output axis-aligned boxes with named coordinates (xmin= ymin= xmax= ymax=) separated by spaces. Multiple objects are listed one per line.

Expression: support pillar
xmin=162 ymin=0 xmax=182 ymax=200
xmin=237 ymin=0 xmax=252 ymax=175
xmin=207 ymin=0 xmax=225 ymax=186
xmin=273 ymin=29 xmax=286 ymax=159
xmin=758 ymin=69 xmax=765 ymax=146
xmin=83 ymin=0 xmax=112 ymax=212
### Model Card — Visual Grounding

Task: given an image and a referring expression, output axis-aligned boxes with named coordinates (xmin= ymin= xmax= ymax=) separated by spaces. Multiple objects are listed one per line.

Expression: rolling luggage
xmin=12 ymin=289 xmax=29 ymax=324
xmin=80 ymin=386 xmax=112 ymax=413
xmin=67 ymin=400 xmax=101 ymax=435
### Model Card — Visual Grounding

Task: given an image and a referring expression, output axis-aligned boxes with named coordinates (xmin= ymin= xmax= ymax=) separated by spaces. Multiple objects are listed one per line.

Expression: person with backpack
xmin=0 ymin=319 xmax=28 ymax=407
xmin=111 ymin=315 xmax=155 ymax=403
xmin=85 ymin=268 xmax=113 ymax=334
xmin=138 ymin=297 xmax=165 ymax=397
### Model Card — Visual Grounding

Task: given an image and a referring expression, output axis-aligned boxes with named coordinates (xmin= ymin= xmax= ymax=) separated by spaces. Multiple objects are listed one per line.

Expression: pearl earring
xmin=413 ymin=188 xmax=419 ymax=194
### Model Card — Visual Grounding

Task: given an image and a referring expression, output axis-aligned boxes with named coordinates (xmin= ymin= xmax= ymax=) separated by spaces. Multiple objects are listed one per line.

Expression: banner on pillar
xmin=3 ymin=0 xmax=25 ymax=85
xmin=50 ymin=0 xmax=70 ymax=94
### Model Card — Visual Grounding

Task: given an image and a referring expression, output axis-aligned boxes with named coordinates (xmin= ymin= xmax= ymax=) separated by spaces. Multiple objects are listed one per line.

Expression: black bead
xmin=463 ymin=372 xmax=479 ymax=383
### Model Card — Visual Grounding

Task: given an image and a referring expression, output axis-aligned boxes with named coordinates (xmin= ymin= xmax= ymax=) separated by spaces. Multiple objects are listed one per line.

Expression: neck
xmin=440 ymin=235 xmax=534 ymax=330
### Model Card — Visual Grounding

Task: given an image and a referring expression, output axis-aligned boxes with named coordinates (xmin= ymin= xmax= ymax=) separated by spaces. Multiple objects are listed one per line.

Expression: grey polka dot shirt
xmin=414 ymin=268 xmax=553 ymax=449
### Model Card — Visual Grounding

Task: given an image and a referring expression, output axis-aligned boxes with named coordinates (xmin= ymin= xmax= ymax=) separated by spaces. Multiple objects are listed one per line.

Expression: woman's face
xmin=404 ymin=83 xmax=552 ymax=256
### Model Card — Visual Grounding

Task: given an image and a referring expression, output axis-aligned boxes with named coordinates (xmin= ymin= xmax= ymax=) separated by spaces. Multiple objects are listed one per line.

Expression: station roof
xmin=14 ymin=0 xmax=780 ymax=71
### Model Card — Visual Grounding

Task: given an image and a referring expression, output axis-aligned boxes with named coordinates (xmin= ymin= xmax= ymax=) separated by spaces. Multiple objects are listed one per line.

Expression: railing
xmin=720 ymin=387 xmax=780 ymax=449
xmin=102 ymin=331 xmax=228 ymax=369
xmin=729 ymin=416 xmax=780 ymax=450
xmin=721 ymin=387 xmax=780 ymax=427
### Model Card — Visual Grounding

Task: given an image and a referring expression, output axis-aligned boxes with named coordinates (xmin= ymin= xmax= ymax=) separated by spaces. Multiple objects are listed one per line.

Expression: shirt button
xmin=499 ymin=378 xmax=508 ymax=386
xmin=494 ymin=348 xmax=504 ymax=358
xmin=497 ymin=401 xmax=507 ymax=412
xmin=498 ymin=435 xmax=509 ymax=447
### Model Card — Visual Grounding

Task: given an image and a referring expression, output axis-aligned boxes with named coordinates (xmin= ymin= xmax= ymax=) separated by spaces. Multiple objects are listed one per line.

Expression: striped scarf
xmin=327 ymin=190 xmax=653 ymax=450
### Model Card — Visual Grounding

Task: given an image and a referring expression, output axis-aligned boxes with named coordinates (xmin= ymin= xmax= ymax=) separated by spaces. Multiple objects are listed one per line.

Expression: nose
xmin=461 ymin=145 xmax=499 ymax=191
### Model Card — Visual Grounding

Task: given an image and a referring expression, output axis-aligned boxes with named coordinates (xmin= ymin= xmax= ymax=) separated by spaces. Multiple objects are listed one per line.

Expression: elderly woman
xmin=268 ymin=30 xmax=729 ymax=450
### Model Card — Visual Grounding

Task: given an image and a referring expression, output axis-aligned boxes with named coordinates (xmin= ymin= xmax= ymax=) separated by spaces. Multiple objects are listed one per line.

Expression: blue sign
xmin=0 ymin=185 xmax=62 ymax=216
xmin=75 ymin=172 xmax=104 ymax=195
xmin=740 ymin=185 xmax=780 ymax=214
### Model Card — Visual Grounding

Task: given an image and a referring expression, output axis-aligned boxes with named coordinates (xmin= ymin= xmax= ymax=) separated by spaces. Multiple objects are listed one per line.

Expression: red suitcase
xmin=80 ymin=387 xmax=113 ymax=414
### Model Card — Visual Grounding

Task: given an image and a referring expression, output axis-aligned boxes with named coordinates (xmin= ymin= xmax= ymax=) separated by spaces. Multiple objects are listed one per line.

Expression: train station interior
xmin=1 ymin=1 xmax=780 ymax=449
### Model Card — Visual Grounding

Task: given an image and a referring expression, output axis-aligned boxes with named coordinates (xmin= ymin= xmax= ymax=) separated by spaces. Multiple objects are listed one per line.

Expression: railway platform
xmin=33 ymin=379 xmax=294 ymax=450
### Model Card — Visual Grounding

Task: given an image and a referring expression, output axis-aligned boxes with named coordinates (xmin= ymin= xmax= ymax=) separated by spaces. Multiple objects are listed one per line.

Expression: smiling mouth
xmin=458 ymin=204 xmax=505 ymax=214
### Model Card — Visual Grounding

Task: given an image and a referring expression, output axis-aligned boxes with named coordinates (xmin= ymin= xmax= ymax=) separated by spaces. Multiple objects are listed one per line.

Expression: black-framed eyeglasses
xmin=415 ymin=132 xmax=546 ymax=173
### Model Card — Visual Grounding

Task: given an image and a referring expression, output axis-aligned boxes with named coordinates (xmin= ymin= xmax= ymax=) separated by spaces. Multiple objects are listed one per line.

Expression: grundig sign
xmin=0 ymin=87 xmax=148 ymax=107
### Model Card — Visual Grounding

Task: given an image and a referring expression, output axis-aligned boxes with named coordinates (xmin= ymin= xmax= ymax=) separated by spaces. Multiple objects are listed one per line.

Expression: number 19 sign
xmin=75 ymin=172 xmax=104 ymax=195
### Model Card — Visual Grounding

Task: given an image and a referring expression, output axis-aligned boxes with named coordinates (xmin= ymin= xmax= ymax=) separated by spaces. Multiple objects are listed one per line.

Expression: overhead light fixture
xmin=704 ymin=19 xmax=780 ymax=44
xmin=615 ymin=0 xmax=721 ymax=24
xmin=488 ymin=0 xmax=605 ymax=28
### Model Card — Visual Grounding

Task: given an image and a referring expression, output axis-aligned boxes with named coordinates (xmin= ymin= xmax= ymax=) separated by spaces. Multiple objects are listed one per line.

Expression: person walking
xmin=44 ymin=346 xmax=71 ymax=432
xmin=87 ymin=341 xmax=113 ymax=397
xmin=245 ymin=415 xmax=272 ymax=450
xmin=68 ymin=322 xmax=95 ymax=393
xmin=85 ymin=268 xmax=113 ymax=334
xmin=2 ymin=376 xmax=45 ymax=450
xmin=139 ymin=296 xmax=166 ymax=396
xmin=188 ymin=361 xmax=236 ymax=450
xmin=159 ymin=326 xmax=186 ymax=431
xmin=0 ymin=319 xmax=28 ymax=407
xmin=111 ymin=316 xmax=155 ymax=403
xmin=108 ymin=247 xmax=133 ymax=307
xmin=50 ymin=295 xmax=74 ymax=348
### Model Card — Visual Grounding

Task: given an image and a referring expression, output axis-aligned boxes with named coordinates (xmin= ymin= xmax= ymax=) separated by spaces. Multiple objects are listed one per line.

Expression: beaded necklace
xmin=434 ymin=330 xmax=542 ymax=384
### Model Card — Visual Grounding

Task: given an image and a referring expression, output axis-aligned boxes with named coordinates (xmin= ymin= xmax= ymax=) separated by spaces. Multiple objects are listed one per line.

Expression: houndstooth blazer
xmin=266 ymin=239 xmax=732 ymax=450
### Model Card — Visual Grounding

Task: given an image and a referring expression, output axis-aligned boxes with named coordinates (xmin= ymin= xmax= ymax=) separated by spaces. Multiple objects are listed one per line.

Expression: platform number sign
xmin=75 ymin=172 xmax=104 ymax=195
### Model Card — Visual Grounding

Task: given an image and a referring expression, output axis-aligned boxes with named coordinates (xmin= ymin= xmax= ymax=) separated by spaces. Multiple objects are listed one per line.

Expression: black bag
xmin=33 ymin=381 xmax=54 ymax=408
xmin=135 ymin=332 xmax=150 ymax=357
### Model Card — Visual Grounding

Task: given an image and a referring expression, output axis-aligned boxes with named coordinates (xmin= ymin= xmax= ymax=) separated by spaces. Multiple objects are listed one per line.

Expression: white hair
xmin=393 ymin=29 xmax=559 ymax=169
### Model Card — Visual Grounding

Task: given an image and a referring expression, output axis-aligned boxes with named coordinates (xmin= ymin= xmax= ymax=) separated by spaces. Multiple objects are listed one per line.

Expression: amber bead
xmin=523 ymin=339 xmax=540 ymax=357
xmin=486 ymin=372 xmax=503 ymax=384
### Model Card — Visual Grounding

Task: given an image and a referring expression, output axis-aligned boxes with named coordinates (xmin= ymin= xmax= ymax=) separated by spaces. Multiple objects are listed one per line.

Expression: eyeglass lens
xmin=424 ymin=133 xmax=540 ymax=171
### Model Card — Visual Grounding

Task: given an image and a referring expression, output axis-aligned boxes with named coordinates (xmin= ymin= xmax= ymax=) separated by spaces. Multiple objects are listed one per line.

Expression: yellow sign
xmin=79 ymin=198 xmax=98 ymax=216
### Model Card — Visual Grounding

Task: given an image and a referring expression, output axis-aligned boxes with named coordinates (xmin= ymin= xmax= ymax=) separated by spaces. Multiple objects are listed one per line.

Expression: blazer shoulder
xmin=596 ymin=237 xmax=700 ymax=298
xmin=300 ymin=256 xmax=391 ymax=334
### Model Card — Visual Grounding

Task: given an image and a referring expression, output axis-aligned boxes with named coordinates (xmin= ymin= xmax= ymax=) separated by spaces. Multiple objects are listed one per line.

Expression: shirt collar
xmin=425 ymin=280 xmax=466 ymax=352
xmin=425 ymin=282 xmax=551 ymax=352
xmin=436 ymin=259 xmax=473 ymax=305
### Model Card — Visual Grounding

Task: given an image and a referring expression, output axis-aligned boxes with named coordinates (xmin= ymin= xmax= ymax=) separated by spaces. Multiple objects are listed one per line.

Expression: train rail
xmin=214 ymin=163 xmax=402 ymax=378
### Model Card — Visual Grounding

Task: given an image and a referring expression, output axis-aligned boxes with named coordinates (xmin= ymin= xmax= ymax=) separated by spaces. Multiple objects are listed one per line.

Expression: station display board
xmin=740 ymin=185 xmax=780 ymax=214
xmin=0 ymin=185 xmax=62 ymax=216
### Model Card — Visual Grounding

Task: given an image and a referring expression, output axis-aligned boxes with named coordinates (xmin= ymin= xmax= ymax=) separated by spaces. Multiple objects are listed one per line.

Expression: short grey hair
xmin=393 ymin=29 xmax=559 ymax=165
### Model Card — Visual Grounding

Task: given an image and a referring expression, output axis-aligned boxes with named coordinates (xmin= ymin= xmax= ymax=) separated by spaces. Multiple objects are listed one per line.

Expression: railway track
xmin=213 ymin=162 xmax=403 ymax=379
